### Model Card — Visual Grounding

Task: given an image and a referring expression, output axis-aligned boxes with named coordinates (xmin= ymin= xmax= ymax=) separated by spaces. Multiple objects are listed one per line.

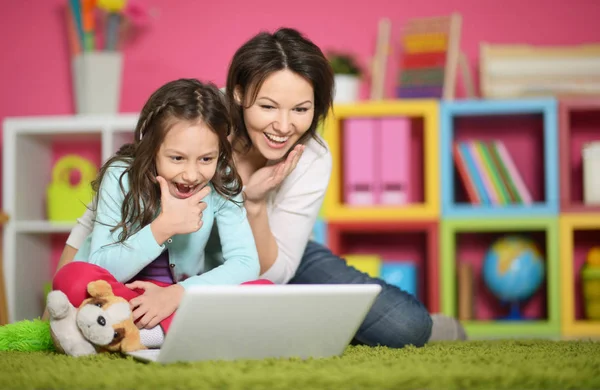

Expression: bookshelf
xmin=2 ymin=114 xmax=138 ymax=322
xmin=440 ymin=98 xmax=559 ymax=218
xmin=322 ymin=100 xmax=439 ymax=221
xmin=559 ymin=97 xmax=600 ymax=213
xmin=440 ymin=217 xmax=560 ymax=338
xmin=4 ymin=96 xmax=598 ymax=340
xmin=559 ymin=214 xmax=600 ymax=338
xmin=319 ymin=97 xmax=577 ymax=339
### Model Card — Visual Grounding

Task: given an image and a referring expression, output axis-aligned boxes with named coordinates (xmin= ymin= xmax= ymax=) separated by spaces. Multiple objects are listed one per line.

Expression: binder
xmin=343 ymin=118 xmax=377 ymax=205
xmin=378 ymin=117 xmax=410 ymax=205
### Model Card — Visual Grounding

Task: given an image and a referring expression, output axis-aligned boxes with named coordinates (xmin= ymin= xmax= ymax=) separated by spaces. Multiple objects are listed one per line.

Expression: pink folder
xmin=377 ymin=117 xmax=410 ymax=205
xmin=343 ymin=118 xmax=377 ymax=205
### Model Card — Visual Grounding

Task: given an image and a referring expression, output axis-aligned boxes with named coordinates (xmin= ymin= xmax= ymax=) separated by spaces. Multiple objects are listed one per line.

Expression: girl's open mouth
xmin=173 ymin=182 xmax=201 ymax=199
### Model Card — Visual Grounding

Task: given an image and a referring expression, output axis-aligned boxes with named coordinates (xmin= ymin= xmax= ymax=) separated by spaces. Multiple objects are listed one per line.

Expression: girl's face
xmin=155 ymin=120 xmax=219 ymax=199
xmin=240 ymin=69 xmax=314 ymax=161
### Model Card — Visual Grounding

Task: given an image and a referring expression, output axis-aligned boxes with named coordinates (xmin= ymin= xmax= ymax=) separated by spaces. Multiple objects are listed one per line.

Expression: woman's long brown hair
xmin=226 ymin=27 xmax=334 ymax=153
xmin=91 ymin=78 xmax=242 ymax=244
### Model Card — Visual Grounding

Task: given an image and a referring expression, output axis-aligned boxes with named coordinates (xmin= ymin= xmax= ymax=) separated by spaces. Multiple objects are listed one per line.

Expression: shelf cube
xmin=323 ymin=100 xmax=439 ymax=221
xmin=559 ymin=214 xmax=600 ymax=338
xmin=327 ymin=220 xmax=439 ymax=312
xmin=559 ymin=98 xmax=600 ymax=213
xmin=441 ymin=217 xmax=560 ymax=339
xmin=2 ymin=114 xmax=138 ymax=322
xmin=441 ymin=98 xmax=559 ymax=218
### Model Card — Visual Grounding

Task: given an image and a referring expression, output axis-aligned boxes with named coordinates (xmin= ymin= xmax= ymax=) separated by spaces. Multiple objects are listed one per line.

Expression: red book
xmin=453 ymin=143 xmax=481 ymax=204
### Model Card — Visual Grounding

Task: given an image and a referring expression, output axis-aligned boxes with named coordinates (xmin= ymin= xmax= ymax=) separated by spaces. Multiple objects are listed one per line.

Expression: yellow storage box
xmin=47 ymin=155 xmax=97 ymax=222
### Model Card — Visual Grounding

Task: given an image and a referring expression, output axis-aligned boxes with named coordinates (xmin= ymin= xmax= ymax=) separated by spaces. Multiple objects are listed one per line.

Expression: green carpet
xmin=0 ymin=340 xmax=599 ymax=389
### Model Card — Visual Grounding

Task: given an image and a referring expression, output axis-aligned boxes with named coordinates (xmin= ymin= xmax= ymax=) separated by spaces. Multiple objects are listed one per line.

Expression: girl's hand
xmin=243 ymin=144 xmax=304 ymax=204
xmin=154 ymin=176 xmax=210 ymax=238
xmin=126 ymin=281 xmax=184 ymax=329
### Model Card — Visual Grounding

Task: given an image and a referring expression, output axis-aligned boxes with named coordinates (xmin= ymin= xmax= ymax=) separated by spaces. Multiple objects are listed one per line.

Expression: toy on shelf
xmin=47 ymin=154 xmax=98 ymax=223
xmin=397 ymin=14 xmax=460 ymax=99
xmin=396 ymin=13 xmax=475 ymax=100
xmin=582 ymin=247 xmax=600 ymax=320
xmin=482 ymin=235 xmax=545 ymax=321
xmin=558 ymin=215 xmax=600 ymax=338
xmin=480 ymin=43 xmax=600 ymax=99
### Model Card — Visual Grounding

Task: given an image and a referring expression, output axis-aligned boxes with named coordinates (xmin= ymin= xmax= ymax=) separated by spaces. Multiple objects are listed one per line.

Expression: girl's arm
xmin=178 ymin=192 xmax=260 ymax=288
xmin=84 ymin=165 xmax=165 ymax=282
xmin=249 ymin=147 xmax=332 ymax=284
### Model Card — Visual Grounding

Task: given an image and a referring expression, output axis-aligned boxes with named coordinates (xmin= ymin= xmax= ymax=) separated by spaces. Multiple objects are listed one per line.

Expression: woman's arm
xmin=65 ymin=204 xmax=95 ymax=250
xmin=178 ymin=192 xmax=260 ymax=288
xmin=51 ymin=204 xmax=96 ymax=273
xmin=244 ymin=201 xmax=276 ymax=274
xmin=249 ymin=146 xmax=332 ymax=284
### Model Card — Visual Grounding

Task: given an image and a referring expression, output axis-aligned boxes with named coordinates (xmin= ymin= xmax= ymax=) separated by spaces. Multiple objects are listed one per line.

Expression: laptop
xmin=125 ymin=284 xmax=381 ymax=364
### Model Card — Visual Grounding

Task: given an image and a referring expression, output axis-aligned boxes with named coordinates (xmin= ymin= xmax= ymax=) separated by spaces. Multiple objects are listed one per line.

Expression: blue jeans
xmin=288 ymin=241 xmax=433 ymax=348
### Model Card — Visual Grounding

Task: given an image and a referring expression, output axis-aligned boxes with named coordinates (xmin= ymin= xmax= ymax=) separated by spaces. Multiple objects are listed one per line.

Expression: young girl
xmin=52 ymin=78 xmax=265 ymax=347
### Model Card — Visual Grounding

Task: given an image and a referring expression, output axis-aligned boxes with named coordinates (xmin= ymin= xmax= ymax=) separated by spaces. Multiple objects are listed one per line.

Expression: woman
xmin=51 ymin=27 xmax=465 ymax=347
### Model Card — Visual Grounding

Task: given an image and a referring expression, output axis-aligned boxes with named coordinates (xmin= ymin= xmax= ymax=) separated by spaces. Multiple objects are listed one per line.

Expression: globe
xmin=482 ymin=236 xmax=545 ymax=320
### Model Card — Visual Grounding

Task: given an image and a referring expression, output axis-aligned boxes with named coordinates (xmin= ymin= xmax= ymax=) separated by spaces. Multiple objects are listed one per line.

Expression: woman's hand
xmin=126 ymin=281 xmax=184 ymax=329
xmin=243 ymin=144 xmax=305 ymax=204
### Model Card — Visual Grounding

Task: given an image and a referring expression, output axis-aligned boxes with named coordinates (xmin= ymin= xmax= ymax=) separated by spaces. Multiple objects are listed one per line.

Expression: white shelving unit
xmin=2 ymin=114 xmax=139 ymax=322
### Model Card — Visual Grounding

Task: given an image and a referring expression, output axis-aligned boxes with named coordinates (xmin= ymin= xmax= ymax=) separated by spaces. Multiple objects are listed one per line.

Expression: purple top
xmin=132 ymin=250 xmax=174 ymax=284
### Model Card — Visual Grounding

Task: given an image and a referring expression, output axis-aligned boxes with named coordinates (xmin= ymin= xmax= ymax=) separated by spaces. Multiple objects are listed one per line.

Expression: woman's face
xmin=240 ymin=69 xmax=314 ymax=162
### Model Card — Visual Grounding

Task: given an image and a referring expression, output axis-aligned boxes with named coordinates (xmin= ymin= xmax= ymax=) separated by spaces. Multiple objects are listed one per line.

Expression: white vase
xmin=334 ymin=74 xmax=360 ymax=104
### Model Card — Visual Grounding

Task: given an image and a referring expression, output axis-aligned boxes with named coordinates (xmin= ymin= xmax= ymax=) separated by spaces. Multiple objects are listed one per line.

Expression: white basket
xmin=72 ymin=52 xmax=123 ymax=115
xmin=582 ymin=141 xmax=600 ymax=204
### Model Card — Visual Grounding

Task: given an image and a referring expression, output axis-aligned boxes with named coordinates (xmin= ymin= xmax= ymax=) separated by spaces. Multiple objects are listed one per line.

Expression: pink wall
xmin=1 ymin=0 xmax=600 ymax=207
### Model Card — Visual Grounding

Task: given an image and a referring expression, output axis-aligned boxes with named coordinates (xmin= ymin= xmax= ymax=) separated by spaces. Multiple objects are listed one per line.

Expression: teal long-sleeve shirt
xmin=74 ymin=163 xmax=260 ymax=289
